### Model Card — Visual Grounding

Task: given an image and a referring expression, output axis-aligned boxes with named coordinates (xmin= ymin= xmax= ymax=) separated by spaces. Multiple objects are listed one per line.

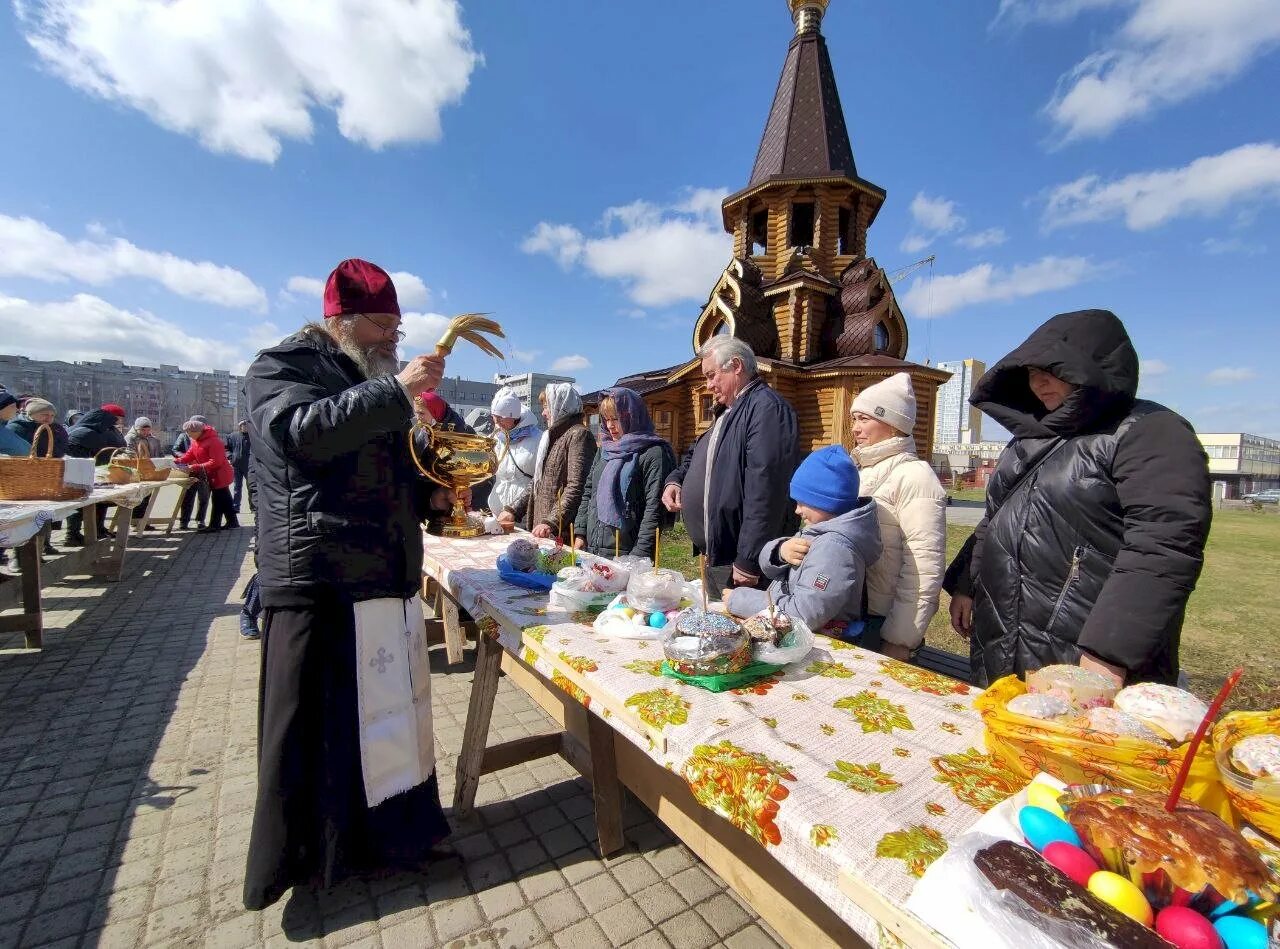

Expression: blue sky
xmin=1 ymin=0 xmax=1278 ymax=437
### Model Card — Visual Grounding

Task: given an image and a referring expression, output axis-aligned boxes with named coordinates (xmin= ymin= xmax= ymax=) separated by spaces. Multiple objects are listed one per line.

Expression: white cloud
xmin=900 ymin=192 xmax=967 ymax=252
xmin=1203 ymin=236 xmax=1267 ymax=256
xmin=1030 ymin=0 xmax=1280 ymax=143
xmin=399 ymin=311 xmax=452 ymax=353
xmin=1043 ymin=143 xmax=1280 ymax=230
xmin=901 ymin=255 xmax=1104 ymax=317
xmin=1140 ymin=358 xmax=1170 ymax=377
xmin=16 ymin=0 xmax=481 ymax=163
xmin=509 ymin=347 xmax=541 ymax=363
xmin=993 ymin=0 xmax=1125 ymax=28
xmin=956 ymin=227 xmax=1008 ymax=249
xmin=550 ymin=354 xmax=591 ymax=373
xmin=0 ymin=214 xmax=266 ymax=310
xmin=0 ymin=291 xmax=243 ymax=370
xmin=283 ymin=269 xmax=430 ymax=308
xmin=285 ymin=275 xmax=325 ymax=297
xmin=1206 ymin=366 xmax=1257 ymax=384
xmin=522 ymin=188 xmax=732 ymax=307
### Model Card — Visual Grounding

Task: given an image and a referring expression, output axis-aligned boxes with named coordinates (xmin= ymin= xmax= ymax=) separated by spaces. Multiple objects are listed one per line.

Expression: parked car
xmin=1242 ymin=489 xmax=1280 ymax=504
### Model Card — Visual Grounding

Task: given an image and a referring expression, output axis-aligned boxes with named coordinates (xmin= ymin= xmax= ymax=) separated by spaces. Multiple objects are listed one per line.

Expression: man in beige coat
xmin=848 ymin=373 xmax=948 ymax=660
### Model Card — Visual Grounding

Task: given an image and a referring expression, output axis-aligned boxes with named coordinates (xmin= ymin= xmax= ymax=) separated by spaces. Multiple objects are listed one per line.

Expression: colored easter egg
xmin=1088 ymin=871 xmax=1153 ymax=926
xmin=630 ymin=612 xmax=648 ymax=626
xmin=1042 ymin=841 xmax=1099 ymax=887
xmin=1018 ymin=806 xmax=1082 ymax=852
xmin=648 ymin=612 xmax=668 ymax=629
xmin=1026 ymin=782 xmax=1066 ymax=819
xmin=1155 ymin=907 xmax=1223 ymax=949
xmin=619 ymin=607 xmax=636 ymax=618
xmin=1213 ymin=916 xmax=1268 ymax=949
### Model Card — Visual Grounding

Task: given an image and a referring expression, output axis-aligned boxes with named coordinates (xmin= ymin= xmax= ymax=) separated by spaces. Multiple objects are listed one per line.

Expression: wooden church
xmin=586 ymin=0 xmax=949 ymax=458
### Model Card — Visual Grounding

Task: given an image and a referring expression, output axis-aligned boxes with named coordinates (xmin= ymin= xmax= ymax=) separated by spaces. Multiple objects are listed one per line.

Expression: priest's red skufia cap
xmin=323 ymin=259 xmax=400 ymax=318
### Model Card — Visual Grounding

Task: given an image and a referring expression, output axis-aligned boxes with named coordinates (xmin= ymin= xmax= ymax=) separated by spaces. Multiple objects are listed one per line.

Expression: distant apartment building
xmin=0 ymin=353 xmax=240 ymax=444
xmin=433 ymin=375 xmax=503 ymax=419
xmin=1198 ymin=432 xmax=1280 ymax=500
xmin=931 ymin=440 xmax=1008 ymax=487
xmin=933 ymin=358 xmax=985 ymax=445
xmin=492 ymin=372 xmax=576 ymax=412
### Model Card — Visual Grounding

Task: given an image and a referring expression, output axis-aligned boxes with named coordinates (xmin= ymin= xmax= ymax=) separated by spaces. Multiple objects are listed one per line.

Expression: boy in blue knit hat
xmin=724 ymin=446 xmax=882 ymax=639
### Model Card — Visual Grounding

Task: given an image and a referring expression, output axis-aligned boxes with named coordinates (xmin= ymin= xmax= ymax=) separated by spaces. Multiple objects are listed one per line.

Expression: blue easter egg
xmin=1017 ymin=806 xmax=1082 ymax=852
xmin=648 ymin=612 xmax=668 ymax=629
xmin=1214 ymin=915 xmax=1267 ymax=949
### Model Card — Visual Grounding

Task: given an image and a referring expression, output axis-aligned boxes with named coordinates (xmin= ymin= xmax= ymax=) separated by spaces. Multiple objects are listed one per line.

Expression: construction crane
xmin=885 ymin=255 xmax=937 ymax=365
xmin=887 ymin=254 xmax=935 ymax=283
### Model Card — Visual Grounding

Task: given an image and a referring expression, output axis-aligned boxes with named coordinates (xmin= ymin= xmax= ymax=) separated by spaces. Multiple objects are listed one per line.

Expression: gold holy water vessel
xmin=410 ymin=423 xmax=503 ymax=538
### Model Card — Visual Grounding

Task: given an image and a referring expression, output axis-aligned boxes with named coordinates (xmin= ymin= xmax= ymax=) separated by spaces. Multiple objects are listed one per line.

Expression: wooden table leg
xmin=586 ymin=711 xmax=625 ymax=857
xmin=453 ymin=629 xmax=503 ymax=817
xmin=0 ymin=539 xmax=45 ymax=649
xmin=440 ymin=592 xmax=467 ymax=666
xmin=91 ymin=507 xmax=131 ymax=580
xmin=165 ymin=483 xmax=193 ymax=535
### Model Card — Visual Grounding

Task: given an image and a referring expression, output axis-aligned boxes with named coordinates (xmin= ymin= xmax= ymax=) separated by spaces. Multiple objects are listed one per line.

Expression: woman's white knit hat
xmin=490 ymin=387 xmax=523 ymax=420
xmin=851 ymin=372 xmax=917 ymax=435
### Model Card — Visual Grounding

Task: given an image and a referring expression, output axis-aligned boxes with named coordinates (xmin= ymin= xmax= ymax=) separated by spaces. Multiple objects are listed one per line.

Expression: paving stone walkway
xmin=0 ymin=525 xmax=785 ymax=948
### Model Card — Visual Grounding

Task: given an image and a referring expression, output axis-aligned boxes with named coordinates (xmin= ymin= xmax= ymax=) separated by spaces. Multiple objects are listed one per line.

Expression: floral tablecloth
xmin=0 ymin=482 xmax=160 ymax=548
xmin=421 ymin=532 xmax=1027 ymax=945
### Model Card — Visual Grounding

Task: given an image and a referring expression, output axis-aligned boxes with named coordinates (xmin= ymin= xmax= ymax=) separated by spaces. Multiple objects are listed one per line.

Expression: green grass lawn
xmin=663 ymin=512 xmax=1280 ymax=711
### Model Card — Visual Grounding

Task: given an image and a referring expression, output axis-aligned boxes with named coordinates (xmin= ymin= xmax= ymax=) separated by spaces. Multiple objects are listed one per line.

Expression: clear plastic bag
xmin=627 ymin=568 xmax=686 ymax=613
xmin=748 ymin=612 xmax=814 ymax=666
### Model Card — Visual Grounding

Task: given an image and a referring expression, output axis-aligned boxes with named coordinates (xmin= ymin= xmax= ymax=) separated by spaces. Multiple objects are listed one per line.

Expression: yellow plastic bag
xmin=975 ymin=676 xmax=1231 ymax=822
xmin=1213 ymin=709 xmax=1280 ymax=841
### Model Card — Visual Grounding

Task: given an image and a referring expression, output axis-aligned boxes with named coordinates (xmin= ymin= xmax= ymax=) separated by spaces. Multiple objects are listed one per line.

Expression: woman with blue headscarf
xmin=573 ymin=388 xmax=676 ymax=560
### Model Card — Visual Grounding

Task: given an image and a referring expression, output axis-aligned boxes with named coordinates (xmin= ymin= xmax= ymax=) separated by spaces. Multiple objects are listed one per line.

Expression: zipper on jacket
xmin=1046 ymin=545 xmax=1085 ymax=634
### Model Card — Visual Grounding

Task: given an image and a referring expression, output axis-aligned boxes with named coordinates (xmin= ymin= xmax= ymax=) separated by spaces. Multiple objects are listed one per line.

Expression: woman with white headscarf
xmin=507 ymin=383 xmax=596 ymax=540
xmin=490 ymin=387 xmax=542 ymax=525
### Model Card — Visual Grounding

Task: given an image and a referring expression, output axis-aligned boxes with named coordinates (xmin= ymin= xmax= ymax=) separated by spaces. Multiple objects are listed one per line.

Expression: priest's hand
xmin=661 ymin=483 xmax=682 ymax=512
xmin=457 ymin=487 xmax=472 ymax=510
xmin=429 ymin=487 xmax=455 ymax=512
xmin=397 ymin=353 xmax=446 ymax=398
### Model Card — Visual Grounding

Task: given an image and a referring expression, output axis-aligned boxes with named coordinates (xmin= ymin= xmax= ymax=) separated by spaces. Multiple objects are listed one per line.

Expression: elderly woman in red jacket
xmin=176 ymin=419 xmax=239 ymax=533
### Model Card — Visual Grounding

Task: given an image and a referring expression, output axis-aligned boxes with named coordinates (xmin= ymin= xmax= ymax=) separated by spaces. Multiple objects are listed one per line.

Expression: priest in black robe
xmin=243 ymin=259 xmax=459 ymax=910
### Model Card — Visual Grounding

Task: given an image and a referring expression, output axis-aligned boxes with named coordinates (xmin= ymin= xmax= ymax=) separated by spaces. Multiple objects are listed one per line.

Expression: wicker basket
xmin=0 ymin=424 xmax=85 ymax=501
xmin=102 ymin=447 xmax=139 ymax=485
xmin=112 ymin=441 xmax=169 ymax=482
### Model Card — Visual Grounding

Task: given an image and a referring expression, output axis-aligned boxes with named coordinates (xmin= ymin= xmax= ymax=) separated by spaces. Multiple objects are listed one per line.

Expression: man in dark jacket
xmin=242 ymin=259 xmax=458 ymax=911
xmin=662 ymin=336 xmax=799 ymax=592
xmin=223 ymin=420 xmax=251 ymax=513
xmin=63 ymin=405 xmax=127 ymax=546
xmin=946 ymin=309 xmax=1211 ymax=687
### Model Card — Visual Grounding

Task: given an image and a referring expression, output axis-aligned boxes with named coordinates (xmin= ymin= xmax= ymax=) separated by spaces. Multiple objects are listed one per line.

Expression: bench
xmin=912 ymin=645 xmax=972 ymax=684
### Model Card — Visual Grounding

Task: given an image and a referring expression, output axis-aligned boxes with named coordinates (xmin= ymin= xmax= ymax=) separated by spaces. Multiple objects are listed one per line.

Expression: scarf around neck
xmin=850 ymin=434 xmax=916 ymax=470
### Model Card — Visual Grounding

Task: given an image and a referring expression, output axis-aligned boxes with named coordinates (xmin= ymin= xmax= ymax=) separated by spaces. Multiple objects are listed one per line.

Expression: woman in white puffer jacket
xmin=848 ymin=373 xmax=947 ymax=660
xmin=488 ymin=387 xmax=541 ymax=518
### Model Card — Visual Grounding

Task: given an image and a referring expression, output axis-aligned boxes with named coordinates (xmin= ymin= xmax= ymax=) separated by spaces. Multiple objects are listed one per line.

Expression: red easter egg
xmin=1156 ymin=907 xmax=1224 ymax=949
xmin=1042 ymin=841 xmax=1099 ymax=887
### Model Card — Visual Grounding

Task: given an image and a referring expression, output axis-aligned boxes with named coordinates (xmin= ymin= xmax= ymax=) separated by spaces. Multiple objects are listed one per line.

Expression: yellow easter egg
xmin=620 ymin=607 xmax=636 ymax=618
xmin=1087 ymin=871 xmax=1153 ymax=926
xmin=1026 ymin=782 xmax=1066 ymax=819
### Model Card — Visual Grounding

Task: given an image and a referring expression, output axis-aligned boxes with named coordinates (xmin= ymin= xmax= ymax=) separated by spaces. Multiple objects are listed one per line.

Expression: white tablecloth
xmin=0 ymin=482 xmax=159 ymax=548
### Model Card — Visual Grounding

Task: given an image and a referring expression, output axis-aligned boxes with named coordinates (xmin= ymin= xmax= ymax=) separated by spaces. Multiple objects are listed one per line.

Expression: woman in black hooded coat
xmin=945 ymin=309 xmax=1211 ymax=688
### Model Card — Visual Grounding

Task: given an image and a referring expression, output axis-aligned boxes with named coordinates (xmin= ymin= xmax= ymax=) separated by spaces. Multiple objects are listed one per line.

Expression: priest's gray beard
xmin=306 ymin=319 xmax=400 ymax=379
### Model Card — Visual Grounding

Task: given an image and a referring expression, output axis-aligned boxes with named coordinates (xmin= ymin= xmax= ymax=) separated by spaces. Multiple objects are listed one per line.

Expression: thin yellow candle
xmin=557 ymin=488 xmax=564 ymax=541
xmin=654 ymin=526 xmax=660 ymax=573
xmin=698 ymin=554 xmax=709 ymax=613
xmin=614 ymin=528 xmax=620 ymax=559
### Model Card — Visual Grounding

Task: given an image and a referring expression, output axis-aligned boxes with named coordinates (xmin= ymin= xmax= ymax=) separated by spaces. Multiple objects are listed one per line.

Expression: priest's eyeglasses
xmin=361 ymin=313 xmax=406 ymax=342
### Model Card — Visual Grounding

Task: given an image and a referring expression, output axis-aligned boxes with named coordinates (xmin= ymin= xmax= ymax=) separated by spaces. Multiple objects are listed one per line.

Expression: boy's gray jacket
xmin=726 ymin=499 xmax=883 ymax=632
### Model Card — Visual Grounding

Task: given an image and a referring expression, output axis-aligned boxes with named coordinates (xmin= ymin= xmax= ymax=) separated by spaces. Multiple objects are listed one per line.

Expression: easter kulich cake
xmin=1007 ymin=692 xmax=1075 ymax=721
xmin=1065 ymin=790 xmax=1279 ymax=905
xmin=664 ymin=610 xmax=752 ymax=677
xmin=1026 ymin=664 xmax=1120 ymax=710
xmin=1112 ymin=683 xmax=1208 ymax=745
xmin=1229 ymin=734 xmax=1280 ymax=779
xmin=974 ymin=840 xmax=1171 ymax=949
xmin=1084 ymin=706 xmax=1165 ymax=743
xmin=740 ymin=611 xmax=793 ymax=647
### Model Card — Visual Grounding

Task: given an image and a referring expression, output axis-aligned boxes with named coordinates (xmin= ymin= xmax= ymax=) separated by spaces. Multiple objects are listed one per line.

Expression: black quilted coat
xmin=954 ymin=310 xmax=1211 ymax=686
xmin=244 ymin=327 xmax=442 ymax=607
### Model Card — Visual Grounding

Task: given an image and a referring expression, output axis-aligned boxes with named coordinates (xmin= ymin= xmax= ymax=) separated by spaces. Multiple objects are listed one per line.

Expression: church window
xmin=699 ymin=394 xmax=715 ymax=422
xmin=789 ymin=202 xmax=815 ymax=248
xmin=838 ymin=207 xmax=852 ymax=255
xmin=749 ymin=210 xmax=769 ymax=255
xmin=873 ymin=322 xmax=890 ymax=352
